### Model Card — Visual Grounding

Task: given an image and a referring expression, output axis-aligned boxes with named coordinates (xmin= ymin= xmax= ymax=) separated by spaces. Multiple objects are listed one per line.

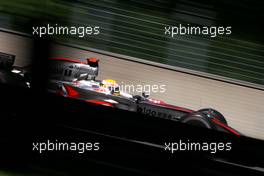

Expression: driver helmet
xmin=101 ymin=79 xmax=120 ymax=95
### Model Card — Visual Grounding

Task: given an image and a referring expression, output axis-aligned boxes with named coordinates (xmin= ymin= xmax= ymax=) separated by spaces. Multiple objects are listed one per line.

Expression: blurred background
xmin=0 ymin=0 xmax=264 ymax=139
xmin=0 ymin=0 xmax=263 ymax=85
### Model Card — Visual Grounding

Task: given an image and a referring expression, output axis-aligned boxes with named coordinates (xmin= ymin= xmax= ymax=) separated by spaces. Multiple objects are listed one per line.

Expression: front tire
xmin=180 ymin=112 xmax=216 ymax=129
xmin=198 ymin=108 xmax=228 ymax=125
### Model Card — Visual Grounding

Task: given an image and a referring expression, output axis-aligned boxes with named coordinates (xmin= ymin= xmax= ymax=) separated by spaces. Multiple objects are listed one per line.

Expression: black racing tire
xmin=180 ymin=112 xmax=216 ymax=129
xmin=198 ymin=108 xmax=228 ymax=125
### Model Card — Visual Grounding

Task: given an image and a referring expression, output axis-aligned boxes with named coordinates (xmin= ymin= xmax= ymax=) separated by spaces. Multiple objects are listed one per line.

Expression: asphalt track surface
xmin=0 ymin=31 xmax=264 ymax=140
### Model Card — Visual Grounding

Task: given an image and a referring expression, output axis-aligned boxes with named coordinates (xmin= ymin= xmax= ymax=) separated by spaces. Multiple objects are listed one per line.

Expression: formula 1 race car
xmin=47 ymin=57 xmax=241 ymax=136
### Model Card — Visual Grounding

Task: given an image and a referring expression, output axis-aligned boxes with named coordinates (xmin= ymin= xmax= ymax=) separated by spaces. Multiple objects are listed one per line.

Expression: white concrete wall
xmin=0 ymin=31 xmax=33 ymax=67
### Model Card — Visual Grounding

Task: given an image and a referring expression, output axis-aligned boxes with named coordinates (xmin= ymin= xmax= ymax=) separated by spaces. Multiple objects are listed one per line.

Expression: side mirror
xmin=142 ymin=92 xmax=149 ymax=98
xmin=133 ymin=95 xmax=142 ymax=103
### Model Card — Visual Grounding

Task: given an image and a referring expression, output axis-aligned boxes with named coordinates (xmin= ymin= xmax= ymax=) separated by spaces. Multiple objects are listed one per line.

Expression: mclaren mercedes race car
xmin=47 ymin=57 xmax=241 ymax=136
